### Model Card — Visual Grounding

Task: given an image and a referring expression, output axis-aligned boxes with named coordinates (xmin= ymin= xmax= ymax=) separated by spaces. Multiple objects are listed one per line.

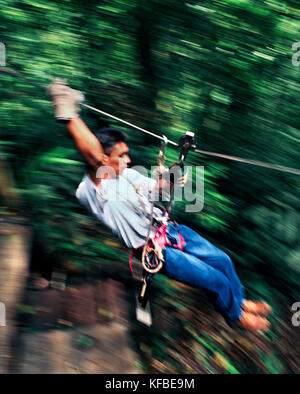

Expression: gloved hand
xmin=152 ymin=164 xmax=169 ymax=179
xmin=166 ymin=162 xmax=189 ymax=188
xmin=152 ymin=163 xmax=189 ymax=203
xmin=47 ymin=78 xmax=84 ymax=121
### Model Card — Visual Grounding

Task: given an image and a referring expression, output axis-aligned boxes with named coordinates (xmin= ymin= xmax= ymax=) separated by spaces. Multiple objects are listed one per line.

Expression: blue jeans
xmin=163 ymin=223 xmax=245 ymax=324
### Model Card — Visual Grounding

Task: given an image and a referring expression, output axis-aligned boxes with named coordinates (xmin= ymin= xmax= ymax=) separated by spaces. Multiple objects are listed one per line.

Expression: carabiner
xmin=158 ymin=135 xmax=168 ymax=167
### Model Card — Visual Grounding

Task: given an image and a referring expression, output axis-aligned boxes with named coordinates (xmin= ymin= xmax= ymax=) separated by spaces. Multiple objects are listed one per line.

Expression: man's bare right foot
xmin=237 ymin=311 xmax=270 ymax=332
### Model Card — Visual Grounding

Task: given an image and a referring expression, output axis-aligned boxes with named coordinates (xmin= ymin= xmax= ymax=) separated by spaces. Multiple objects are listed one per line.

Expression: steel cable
xmin=1 ymin=67 xmax=299 ymax=176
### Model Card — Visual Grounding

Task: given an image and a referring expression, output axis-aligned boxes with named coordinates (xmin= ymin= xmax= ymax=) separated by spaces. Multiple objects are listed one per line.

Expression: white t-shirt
xmin=76 ymin=168 xmax=167 ymax=249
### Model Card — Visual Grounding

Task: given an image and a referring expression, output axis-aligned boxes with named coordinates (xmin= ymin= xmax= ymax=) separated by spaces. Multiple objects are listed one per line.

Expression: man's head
xmin=95 ymin=127 xmax=131 ymax=176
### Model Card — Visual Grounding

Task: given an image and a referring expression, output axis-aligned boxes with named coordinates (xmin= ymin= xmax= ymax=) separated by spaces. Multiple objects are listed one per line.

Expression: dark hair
xmin=95 ymin=127 xmax=128 ymax=155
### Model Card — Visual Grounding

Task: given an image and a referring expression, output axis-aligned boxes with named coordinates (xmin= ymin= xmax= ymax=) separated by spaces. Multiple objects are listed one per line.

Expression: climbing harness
xmin=132 ymin=131 xmax=196 ymax=309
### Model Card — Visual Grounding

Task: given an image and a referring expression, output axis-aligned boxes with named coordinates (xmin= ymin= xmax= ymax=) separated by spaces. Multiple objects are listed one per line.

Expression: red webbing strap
xmin=129 ymin=250 xmax=134 ymax=273
xmin=129 ymin=221 xmax=186 ymax=273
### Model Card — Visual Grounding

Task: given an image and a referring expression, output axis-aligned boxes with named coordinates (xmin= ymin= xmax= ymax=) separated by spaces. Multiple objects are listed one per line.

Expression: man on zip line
xmin=48 ymin=79 xmax=272 ymax=332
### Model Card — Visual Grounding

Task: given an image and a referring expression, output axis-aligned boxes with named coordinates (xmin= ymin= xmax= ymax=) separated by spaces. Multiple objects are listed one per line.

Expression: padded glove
xmin=166 ymin=162 xmax=189 ymax=188
xmin=47 ymin=78 xmax=84 ymax=121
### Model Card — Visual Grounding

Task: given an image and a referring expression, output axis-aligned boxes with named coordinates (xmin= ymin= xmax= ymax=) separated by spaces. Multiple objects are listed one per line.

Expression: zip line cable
xmin=193 ymin=148 xmax=300 ymax=175
xmin=81 ymin=103 xmax=178 ymax=147
xmin=82 ymin=102 xmax=300 ymax=176
xmin=1 ymin=66 xmax=299 ymax=176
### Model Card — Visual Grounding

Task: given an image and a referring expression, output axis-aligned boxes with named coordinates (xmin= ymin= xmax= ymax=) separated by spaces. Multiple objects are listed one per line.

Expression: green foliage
xmin=0 ymin=0 xmax=299 ymax=373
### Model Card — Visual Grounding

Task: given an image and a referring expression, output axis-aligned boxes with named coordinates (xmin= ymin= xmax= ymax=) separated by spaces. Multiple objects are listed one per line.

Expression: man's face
xmin=104 ymin=142 xmax=131 ymax=176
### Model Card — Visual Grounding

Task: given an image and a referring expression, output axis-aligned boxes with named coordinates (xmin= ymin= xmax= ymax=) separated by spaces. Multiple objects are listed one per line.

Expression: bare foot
xmin=242 ymin=300 xmax=272 ymax=316
xmin=237 ymin=311 xmax=271 ymax=332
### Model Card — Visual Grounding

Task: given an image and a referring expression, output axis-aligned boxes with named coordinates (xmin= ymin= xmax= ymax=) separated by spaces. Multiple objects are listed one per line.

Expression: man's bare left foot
xmin=242 ymin=300 xmax=272 ymax=316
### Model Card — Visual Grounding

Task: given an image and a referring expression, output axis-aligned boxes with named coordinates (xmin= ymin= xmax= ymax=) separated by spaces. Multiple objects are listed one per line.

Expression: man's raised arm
xmin=48 ymin=79 xmax=105 ymax=169
xmin=67 ymin=118 xmax=105 ymax=169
